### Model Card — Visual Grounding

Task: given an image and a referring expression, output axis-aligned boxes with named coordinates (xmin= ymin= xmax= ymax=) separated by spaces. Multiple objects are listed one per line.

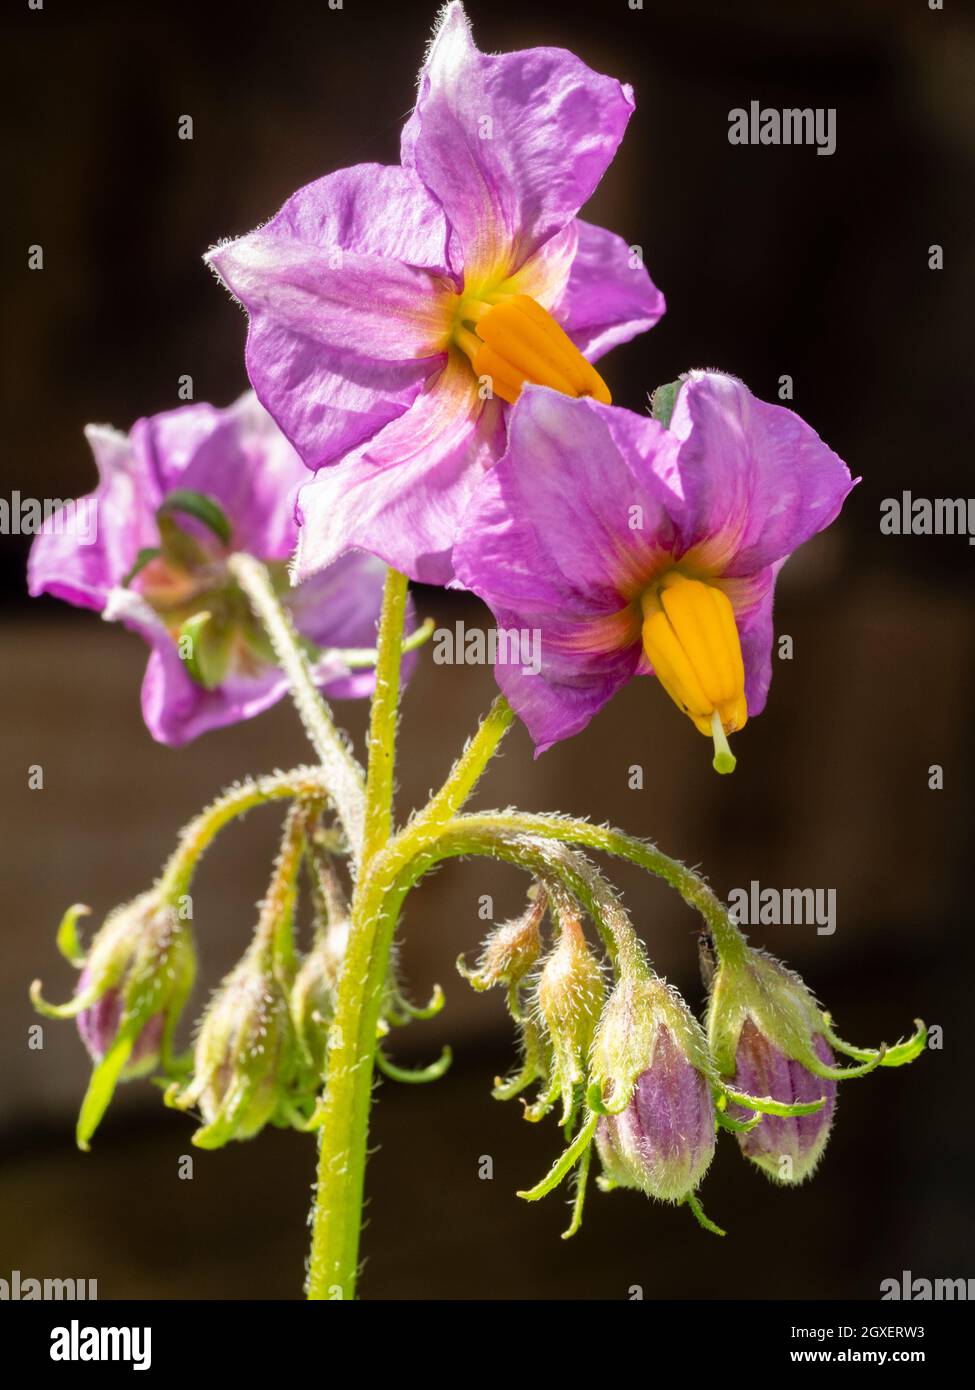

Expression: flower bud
xmin=705 ymin=941 xmax=917 ymax=1184
xmin=76 ymin=976 xmax=166 ymax=1078
xmin=728 ymin=1019 xmax=837 ymax=1183
xmin=591 ymin=973 xmax=716 ymax=1202
xmin=31 ymin=893 xmax=196 ymax=1149
xmin=290 ymin=918 xmax=348 ymax=1079
xmin=167 ymin=947 xmax=293 ymax=1148
xmin=457 ymin=886 xmax=546 ymax=996
xmin=533 ymin=908 xmax=604 ymax=1123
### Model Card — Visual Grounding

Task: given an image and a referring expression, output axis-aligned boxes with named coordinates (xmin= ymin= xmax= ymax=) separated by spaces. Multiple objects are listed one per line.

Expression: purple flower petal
xmin=453 ymin=389 xmax=679 ymax=750
xmin=295 ymin=356 xmax=505 ymax=586
xmin=668 ymin=371 xmax=856 ymax=575
xmin=401 ymin=2 xmax=636 ymax=281
xmin=27 ymin=425 xmax=161 ymax=611
xmin=455 ymin=381 xmax=853 ymax=751
xmin=557 ymin=219 xmax=666 ymax=362
xmin=138 ymin=393 xmax=309 ymax=559
xmin=207 ymin=164 xmax=452 ymax=470
xmin=32 ymin=393 xmax=395 ymax=744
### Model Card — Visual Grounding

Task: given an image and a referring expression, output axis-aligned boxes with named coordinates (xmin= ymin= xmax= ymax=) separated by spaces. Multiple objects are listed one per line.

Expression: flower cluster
xmin=28 ymin=0 xmax=926 ymax=1285
xmin=459 ymin=879 xmax=924 ymax=1234
xmin=32 ymin=801 xmax=443 ymax=1152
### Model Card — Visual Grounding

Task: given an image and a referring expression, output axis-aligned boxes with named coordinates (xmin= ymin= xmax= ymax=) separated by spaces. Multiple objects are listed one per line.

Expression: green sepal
xmin=158 ymin=489 xmax=232 ymax=546
xmin=76 ymin=1033 xmax=136 ymax=1151
xmin=31 ymin=973 xmax=103 ymax=1020
xmin=562 ymin=1134 xmax=593 ymax=1240
xmin=684 ymin=1190 xmax=726 ymax=1237
xmin=385 ymin=982 xmax=446 ymax=1026
xmin=56 ymin=903 xmax=91 ymax=968
xmin=121 ymin=547 xmax=162 ymax=589
xmin=376 ymin=1044 xmax=452 ymax=1084
xmin=822 ymin=1014 xmax=927 ymax=1069
xmin=715 ymin=1105 xmax=762 ymax=1134
xmin=517 ymin=1110 xmax=599 ymax=1203
xmin=650 ymin=379 xmax=681 ymax=429
xmin=178 ymin=610 xmax=233 ymax=689
xmin=720 ymin=1085 xmax=827 ymax=1118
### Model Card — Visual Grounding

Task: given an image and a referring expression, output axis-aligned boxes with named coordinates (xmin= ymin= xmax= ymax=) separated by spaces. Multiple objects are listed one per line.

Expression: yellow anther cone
xmin=456 ymin=293 xmax=611 ymax=406
xmin=640 ymin=572 xmax=747 ymax=772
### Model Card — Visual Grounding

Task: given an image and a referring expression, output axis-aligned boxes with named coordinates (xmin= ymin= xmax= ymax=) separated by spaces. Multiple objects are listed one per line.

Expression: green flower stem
xmin=328 ymin=616 xmax=435 ymax=669
xmin=413 ymin=823 xmax=644 ymax=974
xmin=453 ymin=811 xmax=747 ymax=962
xmin=228 ymin=553 xmax=366 ymax=858
xmin=158 ymin=767 xmax=333 ymax=903
xmin=306 ymin=696 xmax=514 ymax=1301
xmin=361 ymin=569 xmax=410 ymax=868
xmin=403 ymin=695 xmax=515 ymax=840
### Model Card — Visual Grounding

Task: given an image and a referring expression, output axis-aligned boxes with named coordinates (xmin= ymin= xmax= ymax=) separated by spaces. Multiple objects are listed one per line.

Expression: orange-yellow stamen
xmin=640 ymin=572 xmax=747 ymax=773
xmin=454 ymin=293 xmax=611 ymax=406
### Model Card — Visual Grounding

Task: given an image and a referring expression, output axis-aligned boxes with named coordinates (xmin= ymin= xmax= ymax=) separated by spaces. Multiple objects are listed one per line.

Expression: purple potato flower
xmin=207 ymin=2 xmax=664 ymax=585
xmin=28 ymin=391 xmax=410 ymax=745
xmin=453 ymin=372 xmax=856 ymax=769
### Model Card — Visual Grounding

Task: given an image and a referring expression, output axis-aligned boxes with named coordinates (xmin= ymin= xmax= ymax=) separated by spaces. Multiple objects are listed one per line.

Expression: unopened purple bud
xmin=730 ymin=1020 xmax=837 ymax=1183
xmin=596 ymin=1026 xmax=716 ymax=1203
xmin=76 ymin=970 xmax=166 ymax=1079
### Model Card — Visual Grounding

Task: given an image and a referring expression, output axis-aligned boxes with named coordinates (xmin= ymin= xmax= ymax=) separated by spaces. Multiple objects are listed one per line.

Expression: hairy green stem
xmin=158 ymin=767 xmax=332 ymax=902
xmin=228 ymin=552 xmax=366 ymax=858
xmin=305 ymin=693 xmax=514 ymax=1300
xmin=454 ymin=811 xmax=746 ymax=961
xmin=306 ymin=567 xmax=411 ymax=1300
xmin=360 ymin=569 xmax=410 ymax=868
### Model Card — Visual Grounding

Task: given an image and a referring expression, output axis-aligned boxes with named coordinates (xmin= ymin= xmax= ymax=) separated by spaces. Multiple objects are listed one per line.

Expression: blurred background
xmin=2 ymin=0 xmax=972 ymax=1299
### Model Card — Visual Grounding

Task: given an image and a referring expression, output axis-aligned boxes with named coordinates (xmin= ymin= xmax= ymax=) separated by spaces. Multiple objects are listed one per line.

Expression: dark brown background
xmin=1 ymin=0 xmax=972 ymax=1299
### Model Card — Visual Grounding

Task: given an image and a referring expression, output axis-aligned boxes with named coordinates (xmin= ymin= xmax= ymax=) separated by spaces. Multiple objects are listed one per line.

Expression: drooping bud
xmin=289 ymin=829 xmax=350 ymax=1082
xmin=707 ymin=939 xmax=925 ymax=1184
xmin=290 ymin=917 xmax=348 ymax=1080
xmin=31 ymin=893 xmax=196 ymax=1150
xmin=76 ymin=973 xmax=166 ymax=1077
xmin=457 ymin=885 xmax=546 ymax=1005
xmin=167 ymin=945 xmax=293 ymax=1148
xmin=532 ymin=892 xmax=605 ymax=1124
xmin=590 ymin=970 xmax=716 ymax=1202
xmin=166 ymin=803 xmax=309 ymax=1147
xmin=728 ymin=1019 xmax=836 ymax=1183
